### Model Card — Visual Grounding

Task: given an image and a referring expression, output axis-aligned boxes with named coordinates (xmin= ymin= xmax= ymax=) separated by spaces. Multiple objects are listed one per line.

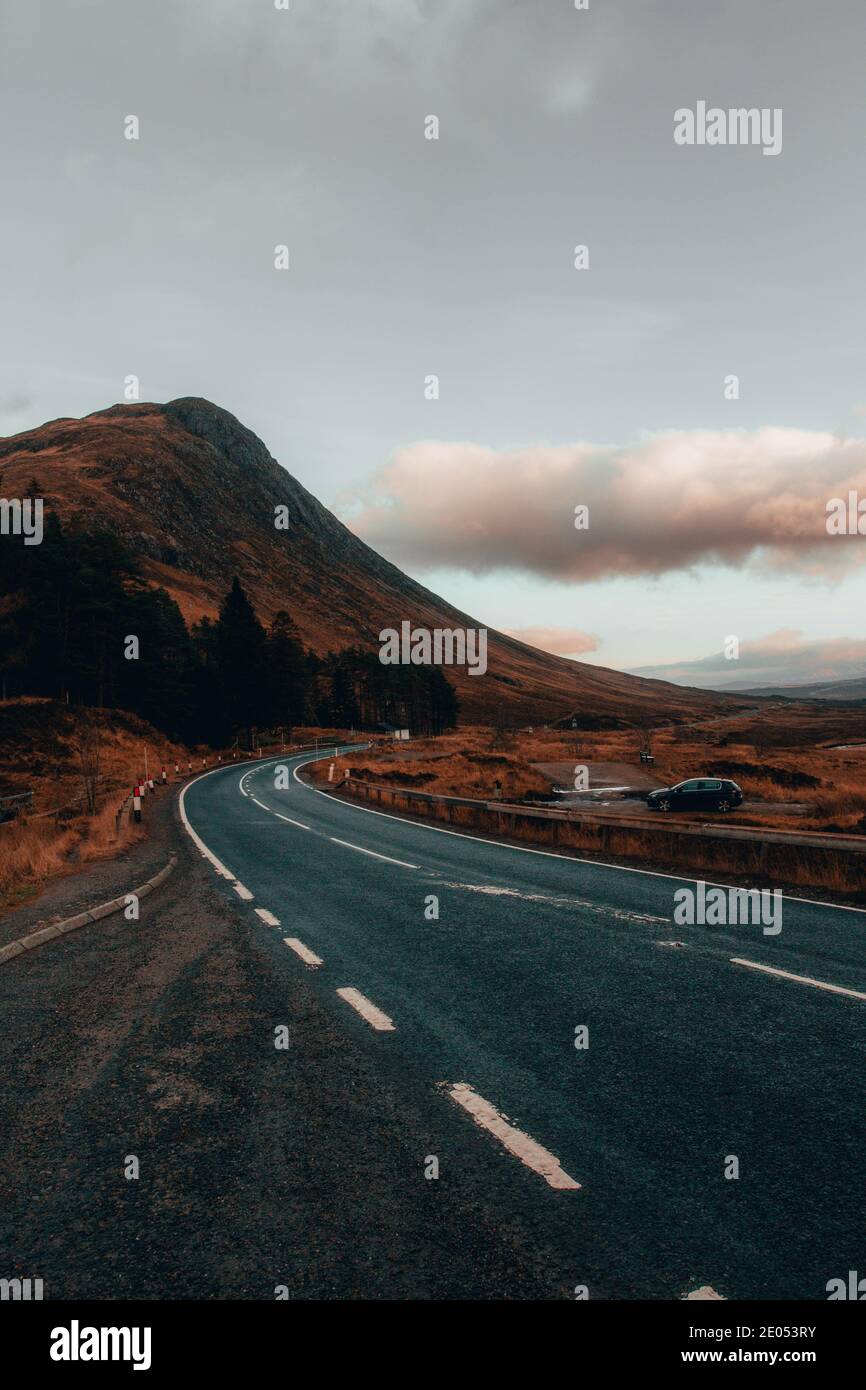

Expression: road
xmin=180 ymin=749 xmax=866 ymax=1299
xmin=1 ymin=747 xmax=863 ymax=1300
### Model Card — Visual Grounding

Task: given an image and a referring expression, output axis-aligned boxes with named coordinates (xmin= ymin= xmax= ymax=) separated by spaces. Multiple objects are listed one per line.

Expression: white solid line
xmin=731 ymin=957 xmax=866 ymax=1001
xmin=291 ymin=757 xmax=866 ymax=918
xmin=273 ymin=812 xmax=310 ymax=830
xmin=233 ymin=882 xmax=254 ymax=901
xmin=336 ymin=986 xmax=396 ymax=1031
xmin=446 ymin=1082 xmax=580 ymax=1191
xmin=329 ymin=836 xmax=418 ymax=869
xmin=283 ymin=937 xmax=323 ymax=967
xmin=251 ymin=796 xmax=269 ymax=810
xmin=255 ymin=908 xmax=281 ymax=926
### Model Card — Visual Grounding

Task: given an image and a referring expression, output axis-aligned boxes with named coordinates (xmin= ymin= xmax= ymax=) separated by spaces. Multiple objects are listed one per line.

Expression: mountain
xmin=0 ymin=398 xmax=747 ymax=724
xmin=733 ymin=677 xmax=866 ymax=702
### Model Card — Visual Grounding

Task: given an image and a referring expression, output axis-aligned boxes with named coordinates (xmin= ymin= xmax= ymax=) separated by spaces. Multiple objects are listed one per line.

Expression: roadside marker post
xmin=161 ymin=766 xmax=167 ymax=785
xmin=133 ymin=784 xmax=142 ymax=823
xmin=175 ymin=762 xmax=180 ymax=776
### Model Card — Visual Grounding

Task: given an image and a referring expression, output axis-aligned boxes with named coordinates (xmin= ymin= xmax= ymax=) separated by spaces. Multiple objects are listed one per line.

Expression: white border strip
xmin=329 ymin=836 xmax=418 ymax=869
xmin=731 ymin=957 xmax=866 ymax=1001
xmin=446 ymin=1082 xmax=580 ymax=1191
xmin=284 ymin=937 xmax=323 ymax=967
xmin=255 ymin=908 xmax=280 ymax=926
xmin=336 ymin=986 xmax=396 ymax=1031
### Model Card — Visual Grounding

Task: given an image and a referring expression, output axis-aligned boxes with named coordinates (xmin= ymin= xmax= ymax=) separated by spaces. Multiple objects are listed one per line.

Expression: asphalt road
xmin=179 ymin=749 xmax=866 ymax=1299
xmin=1 ymin=748 xmax=863 ymax=1300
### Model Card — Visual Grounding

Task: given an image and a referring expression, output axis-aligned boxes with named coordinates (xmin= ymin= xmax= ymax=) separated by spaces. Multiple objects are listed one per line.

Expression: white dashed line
xmin=336 ymin=987 xmax=396 ymax=1031
xmin=274 ymin=812 xmax=310 ymax=830
xmin=255 ymin=908 xmax=280 ymax=926
xmin=233 ymin=882 xmax=254 ymax=901
xmin=251 ymin=796 xmax=269 ymax=810
xmin=283 ymin=938 xmax=323 ymax=967
xmin=329 ymin=837 xmax=418 ymax=869
xmin=731 ymin=957 xmax=866 ymax=1001
xmin=445 ymin=1082 xmax=580 ymax=1191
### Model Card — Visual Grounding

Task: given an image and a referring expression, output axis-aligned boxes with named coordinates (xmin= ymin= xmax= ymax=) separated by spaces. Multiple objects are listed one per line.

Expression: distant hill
xmin=0 ymin=398 xmax=748 ymax=724
xmin=731 ymin=677 xmax=866 ymax=703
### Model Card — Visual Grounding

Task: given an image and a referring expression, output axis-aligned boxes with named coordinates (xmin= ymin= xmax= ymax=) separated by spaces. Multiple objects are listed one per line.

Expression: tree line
xmin=0 ymin=511 xmax=458 ymax=744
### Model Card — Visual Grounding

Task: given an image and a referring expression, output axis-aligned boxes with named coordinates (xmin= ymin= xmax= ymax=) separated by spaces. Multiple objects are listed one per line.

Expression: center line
xmin=329 ymin=837 xmax=418 ymax=869
xmin=445 ymin=1082 xmax=580 ymax=1191
xmin=731 ymin=957 xmax=866 ymax=1001
xmin=284 ymin=938 xmax=323 ymax=967
xmin=336 ymin=987 xmax=396 ymax=1031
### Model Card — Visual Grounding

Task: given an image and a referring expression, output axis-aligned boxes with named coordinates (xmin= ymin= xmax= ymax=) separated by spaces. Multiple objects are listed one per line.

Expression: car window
xmin=679 ymin=780 xmax=700 ymax=791
xmin=699 ymin=780 xmax=722 ymax=790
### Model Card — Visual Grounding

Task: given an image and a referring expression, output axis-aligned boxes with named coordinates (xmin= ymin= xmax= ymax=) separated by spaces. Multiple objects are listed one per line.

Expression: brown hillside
xmin=0 ymin=398 xmax=747 ymax=724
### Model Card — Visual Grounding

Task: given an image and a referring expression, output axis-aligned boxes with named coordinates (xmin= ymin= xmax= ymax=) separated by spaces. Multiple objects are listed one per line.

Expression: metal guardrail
xmin=339 ymin=777 xmax=866 ymax=857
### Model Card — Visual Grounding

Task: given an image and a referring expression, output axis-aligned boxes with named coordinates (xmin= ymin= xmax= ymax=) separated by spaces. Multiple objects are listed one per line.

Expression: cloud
xmin=344 ymin=429 xmax=866 ymax=582
xmin=630 ymin=629 xmax=866 ymax=690
xmin=502 ymin=626 xmax=600 ymax=659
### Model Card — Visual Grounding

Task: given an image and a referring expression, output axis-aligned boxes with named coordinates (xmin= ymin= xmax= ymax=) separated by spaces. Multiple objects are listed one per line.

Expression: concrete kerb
xmin=0 ymin=854 xmax=178 ymax=967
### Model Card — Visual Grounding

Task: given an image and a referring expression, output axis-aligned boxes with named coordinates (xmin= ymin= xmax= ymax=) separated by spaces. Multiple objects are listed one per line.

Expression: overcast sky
xmin=1 ymin=0 xmax=864 ymax=685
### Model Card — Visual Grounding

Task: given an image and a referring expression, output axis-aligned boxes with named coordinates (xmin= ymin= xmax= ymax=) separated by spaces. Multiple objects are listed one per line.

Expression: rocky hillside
xmin=0 ymin=398 xmax=747 ymax=724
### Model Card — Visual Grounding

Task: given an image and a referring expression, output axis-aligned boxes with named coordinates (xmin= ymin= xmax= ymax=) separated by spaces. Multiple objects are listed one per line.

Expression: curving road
xmin=179 ymin=748 xmax=866 ymax=1301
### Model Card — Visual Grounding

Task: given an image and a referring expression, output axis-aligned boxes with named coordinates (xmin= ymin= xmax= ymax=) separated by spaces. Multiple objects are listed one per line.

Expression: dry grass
xmin=0 ymin=698 xmax=198 ymax=914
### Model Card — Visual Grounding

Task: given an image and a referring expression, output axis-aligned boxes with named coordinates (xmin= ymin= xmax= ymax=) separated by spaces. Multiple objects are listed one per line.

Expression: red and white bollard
xmin=148 ymin=776 xmax=155 ymax=793
xmin=133 ymin=784 xmax=142 ymax=823
xmin=175 ymin=762 xmax=180 ymax=776
xmin=161 ymin=766 xmax=167 ymax=785
xmin=187 ymin=760 xmax=192 ymax=774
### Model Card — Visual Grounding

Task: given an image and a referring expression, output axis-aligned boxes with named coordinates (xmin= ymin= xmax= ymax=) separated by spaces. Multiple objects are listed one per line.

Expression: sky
xmin=1 ymin=0 xmax=864 ymax=687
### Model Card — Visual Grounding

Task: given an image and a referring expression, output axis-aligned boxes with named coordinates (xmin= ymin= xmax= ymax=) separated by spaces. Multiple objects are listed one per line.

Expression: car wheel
xmin=658 ymin=798 xmax=672 ymax=812
xmin=717 ymin=798 xmax=730 ymax=812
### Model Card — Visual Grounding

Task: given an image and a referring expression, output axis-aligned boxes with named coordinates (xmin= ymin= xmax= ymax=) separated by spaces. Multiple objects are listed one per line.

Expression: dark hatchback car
xmin=646 ymin=777 xmax=743 ymax=813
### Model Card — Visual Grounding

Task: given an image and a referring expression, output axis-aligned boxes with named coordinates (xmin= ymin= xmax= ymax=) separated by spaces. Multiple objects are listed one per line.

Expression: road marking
xmin=251 ymin=796 xmax=269 ymax=810
xmin=233 ymin=882 xmax=254 ymax=901
xmin=336 ymin=987 xmax=396 ymax=1031
xmin=684 ymin=1286 xmax=726 ymax=1300
xmin=731 ymin=957 xmax=866 ymax=1001
xmin=274 ymin=812 xmax=310 ymax=830
xmin=329 ymin=836 xmax=417 ymax=869
xmin=293 ymin=757 xmax=866 ymax=917
xmin=446 ymin=1083 xmax=580 ymax=1190
xmin=440 ymin=879 xmax=667 ymax=925
xmin=284 ymin=937 xmax=323 ymax=967
xmin=255 ymin=908 xmax=280 ymax=926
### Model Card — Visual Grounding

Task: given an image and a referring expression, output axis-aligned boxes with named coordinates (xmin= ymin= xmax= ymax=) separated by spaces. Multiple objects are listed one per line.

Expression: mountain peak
xmin=0 ymin=399 xmax=743 ymax=723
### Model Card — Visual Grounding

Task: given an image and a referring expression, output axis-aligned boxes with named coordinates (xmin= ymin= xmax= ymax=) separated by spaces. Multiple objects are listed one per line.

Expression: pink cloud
xmin=344 ymin=429 xmax=866 ymax=581
xmin=502 ymin=626 xmax=600 ymax=658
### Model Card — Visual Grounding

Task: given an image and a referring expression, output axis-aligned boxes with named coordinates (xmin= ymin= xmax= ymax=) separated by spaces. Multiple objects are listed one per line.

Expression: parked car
xmin=646 ymin=777 xmax=743 ymax=813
